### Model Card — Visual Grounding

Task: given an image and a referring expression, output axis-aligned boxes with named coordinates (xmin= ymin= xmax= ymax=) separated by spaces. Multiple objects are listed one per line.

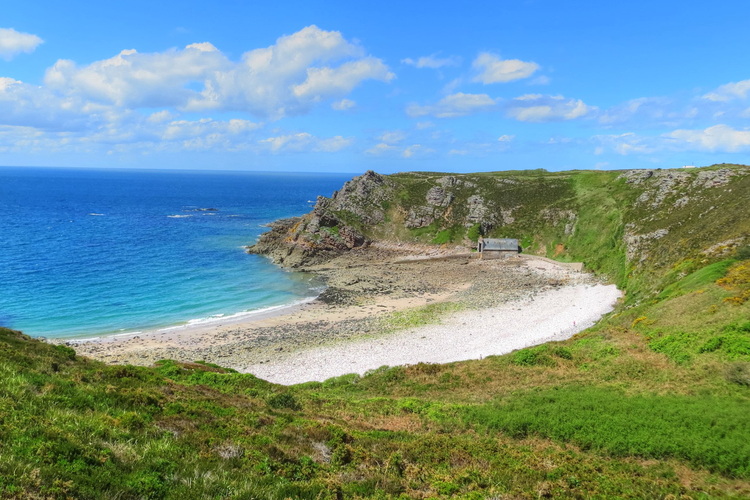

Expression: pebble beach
xmin=67 ymin=244 xmax=621 ymax=385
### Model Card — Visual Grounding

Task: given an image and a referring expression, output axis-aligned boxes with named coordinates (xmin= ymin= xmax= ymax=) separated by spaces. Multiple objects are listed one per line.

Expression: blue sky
xmin=2 ymin=0 xmax=750 ymax=173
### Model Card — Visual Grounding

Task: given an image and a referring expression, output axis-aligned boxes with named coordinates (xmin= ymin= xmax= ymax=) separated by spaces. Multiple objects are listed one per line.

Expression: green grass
xmin=381 ymin=302 xmax=464 ymax=331
xmin=463 ymin=386 xmax=750 ymax=478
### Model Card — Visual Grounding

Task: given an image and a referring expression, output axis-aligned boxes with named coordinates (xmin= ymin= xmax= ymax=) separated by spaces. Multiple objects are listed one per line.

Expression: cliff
xmin=250 ymin=164 xmax=750 ymax=302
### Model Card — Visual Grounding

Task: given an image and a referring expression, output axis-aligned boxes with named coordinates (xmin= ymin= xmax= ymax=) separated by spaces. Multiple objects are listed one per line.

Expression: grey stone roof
xmin=481 ymin=238 xmax=519 ymax=251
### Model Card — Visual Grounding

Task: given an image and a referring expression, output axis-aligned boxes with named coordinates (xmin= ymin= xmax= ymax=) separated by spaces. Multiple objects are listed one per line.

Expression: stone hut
xmin=477 ymin=237 xmax=520 ymax=259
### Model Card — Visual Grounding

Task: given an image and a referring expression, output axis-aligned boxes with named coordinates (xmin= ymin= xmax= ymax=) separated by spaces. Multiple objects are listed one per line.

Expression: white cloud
xmin=0 ymin=76 xmax=109 ymax=131
xmin=162 ymin=118 xmax=260 ymax=142
xmin=365 ymin=142 xmax=398 ymax=155
xmin=530 ymin=75 xmax=551 ymax=85
xmin=378 ymin=130 xmax=406 ymax=144
xmin=365 ymin=141 xmax=432 ymax=158
xmin=593 ymin=132 xmax=655 ymax=156
xmin=596 ymin=96 xmax=705 ymax=128
xmin=0 ymin=26 xmax=396 ymax=156
xmin=317 ymin=135 xmax=353 ymax=152
xmin=42 ymin=26 xmax=393 ymax=120
xmin=402 ymin=54 xmax=460 ymax=69
xmin=292 ymin=57 xmax=394 ymax=101
xmin=407 ymin=92 xmax=498 ymax=118
xmin=259 ymin=132 xmax=352 ymax=153
xmin=506 ymin=94 xmax=593 ymax=122
xmin=190 ymin=26 xmax=393 ymax=118
xmin=45 ymin=44 xmax=228 ymax=107
xmin=402 ymin=144 xmax=430 ymax=158
xmin=665 ymin=124 xmax=750 ymax=152
xmin=703 ymin=79 xmax=750 ymax=102
xmin=147 ymin=110 xmax=176 ymax=123
xmin=0 ymin=28 xmax=43 ymax=60
xmin=497 ymin=134 xmax=514 ymax=142
xmin=332 ymin=98 xmax=355 ymax=110
xmin=472 ymin=52 xmax=539 ymax=84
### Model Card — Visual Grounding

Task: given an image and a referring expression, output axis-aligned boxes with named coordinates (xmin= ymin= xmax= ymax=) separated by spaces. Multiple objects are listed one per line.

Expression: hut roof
xmin=481 ymin=238 xmax=518 ymax=251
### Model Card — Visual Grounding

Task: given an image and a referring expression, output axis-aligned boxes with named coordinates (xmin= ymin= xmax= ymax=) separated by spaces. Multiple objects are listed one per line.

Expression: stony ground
xmin=67 ymin=244 xmax=602 ymax=372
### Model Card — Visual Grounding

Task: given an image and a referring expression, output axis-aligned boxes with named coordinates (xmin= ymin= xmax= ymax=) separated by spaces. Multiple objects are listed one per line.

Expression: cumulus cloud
xmin=506 ymin=94 xmax=593 ymax=122
xmin=497 ymin=134 xmax=514 ymax=142
xmin=45 ymin=43 xmax=228 ymax=108
xmin=703 ymin=79 xmax=750 ymax=102
xmin=0 ymin=76 xmax=109 ymax=131
xmin=0 ymin=28 xmax=43 ymax=60
xmin=472 ymin=52 xmax=539 ymax=84
xmin=665 ymin=124 xmax=750 ymax=152
xmin=292 ymin=57 xmax=393 ymax=101
xmin=189 ymin=26 xmax=394 ymax=118
xmin=42 ymin=26 xmax=393 ymax=119
xmin=402 ymin=54 xmax=460 ymax=69
xmin=407 ymin=92 xmax=498 ymax=118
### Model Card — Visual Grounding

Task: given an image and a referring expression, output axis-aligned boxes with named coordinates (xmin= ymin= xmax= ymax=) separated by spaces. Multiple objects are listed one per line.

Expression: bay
xmin=0 ymin=167 xmax=354 ymax=339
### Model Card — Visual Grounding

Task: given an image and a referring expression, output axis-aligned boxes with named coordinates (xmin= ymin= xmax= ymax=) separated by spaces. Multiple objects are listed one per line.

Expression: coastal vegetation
xmin=3 ymin=164 xmax=750 ymax=498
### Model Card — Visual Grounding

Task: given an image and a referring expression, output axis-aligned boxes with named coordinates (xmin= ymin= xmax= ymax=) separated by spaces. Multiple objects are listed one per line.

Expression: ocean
xmin=0 ymin=167 xmax=355 ymax=339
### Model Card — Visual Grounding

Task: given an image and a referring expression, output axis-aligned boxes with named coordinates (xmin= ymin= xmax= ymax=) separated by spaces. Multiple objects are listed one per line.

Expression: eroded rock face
xmin=426 ymin=186 xmax=454 ymax=207
xmin=624 ymin=225 xmax=669 ymax=262
xmin=326 ymin=170 xmax=392 ymax=226
xmin=248 ymin=171 xmax=393 ymax=267
xmin=405 ymin=207 xmax=435 ymax=229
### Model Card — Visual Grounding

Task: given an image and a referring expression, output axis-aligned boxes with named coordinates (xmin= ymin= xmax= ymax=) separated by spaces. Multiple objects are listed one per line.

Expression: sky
xmin=2 ymin=0 xmax=750 ymax=173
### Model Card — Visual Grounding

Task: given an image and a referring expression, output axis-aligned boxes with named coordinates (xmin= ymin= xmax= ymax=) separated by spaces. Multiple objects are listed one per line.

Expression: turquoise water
xmin=0 ymin=167 xmax=354 ymax=339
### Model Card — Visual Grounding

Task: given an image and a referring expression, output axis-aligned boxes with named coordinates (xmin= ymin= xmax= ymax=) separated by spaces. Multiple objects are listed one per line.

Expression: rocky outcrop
xmin=248 ymin=171 xmax=393 ymax=267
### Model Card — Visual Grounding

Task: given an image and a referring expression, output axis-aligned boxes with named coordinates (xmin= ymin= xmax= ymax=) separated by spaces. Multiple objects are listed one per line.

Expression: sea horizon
xmin=0 ymin=166 xmax=356 ymax=339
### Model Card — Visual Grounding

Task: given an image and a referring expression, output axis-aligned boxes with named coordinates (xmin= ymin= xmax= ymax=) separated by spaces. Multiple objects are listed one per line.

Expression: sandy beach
xmin=66 ymin=244 xmax=621 ymax=385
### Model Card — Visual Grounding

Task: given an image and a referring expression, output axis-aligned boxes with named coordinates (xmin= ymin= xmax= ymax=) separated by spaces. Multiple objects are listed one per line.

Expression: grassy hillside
xmin=2 ymin=165 xmax=750 ymax=499
xmin=369 ymin=165 xmax=750 ymax=301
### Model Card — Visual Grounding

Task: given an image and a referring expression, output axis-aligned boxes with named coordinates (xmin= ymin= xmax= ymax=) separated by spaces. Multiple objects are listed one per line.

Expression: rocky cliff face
xmin=249 ymin=164 xmax=750 ymax=299
xmin=247 ymin=170 xmax=395 ymax=268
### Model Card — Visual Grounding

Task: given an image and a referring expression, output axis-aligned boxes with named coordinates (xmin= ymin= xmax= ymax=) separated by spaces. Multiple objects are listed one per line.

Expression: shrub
xmin=512 ymin=346 xmax=552 ymax=366
xmin=267 ymin=393 xmax=301 ymax=411
xmin=553 ymin=346 xmax=573 ymax=360
xmin=467 ymin=223 xmax=482 ymax=243
xmin=699 ymin=337 xmax=723 ymax=353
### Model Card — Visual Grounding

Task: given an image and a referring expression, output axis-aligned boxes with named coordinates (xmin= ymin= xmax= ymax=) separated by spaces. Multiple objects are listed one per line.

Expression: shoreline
xmin=66 ymin=246 xmax=621 ymax=385
xmin=62 ymin=296 xmax=320 ymax=344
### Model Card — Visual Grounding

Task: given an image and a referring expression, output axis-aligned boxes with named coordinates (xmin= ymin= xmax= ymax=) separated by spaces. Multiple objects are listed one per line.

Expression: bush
xmin=267 ymin=393 xmax=301 ymax=411
xmin=512 ymin=346 xmax=552 ymax=366
xmin=553 ymin=346 xmax=573 ymax=360
xmin=467 ymin=223 xmax=482 ymax=243
xmin=736 ymin=246 xmax=750 ymax=260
